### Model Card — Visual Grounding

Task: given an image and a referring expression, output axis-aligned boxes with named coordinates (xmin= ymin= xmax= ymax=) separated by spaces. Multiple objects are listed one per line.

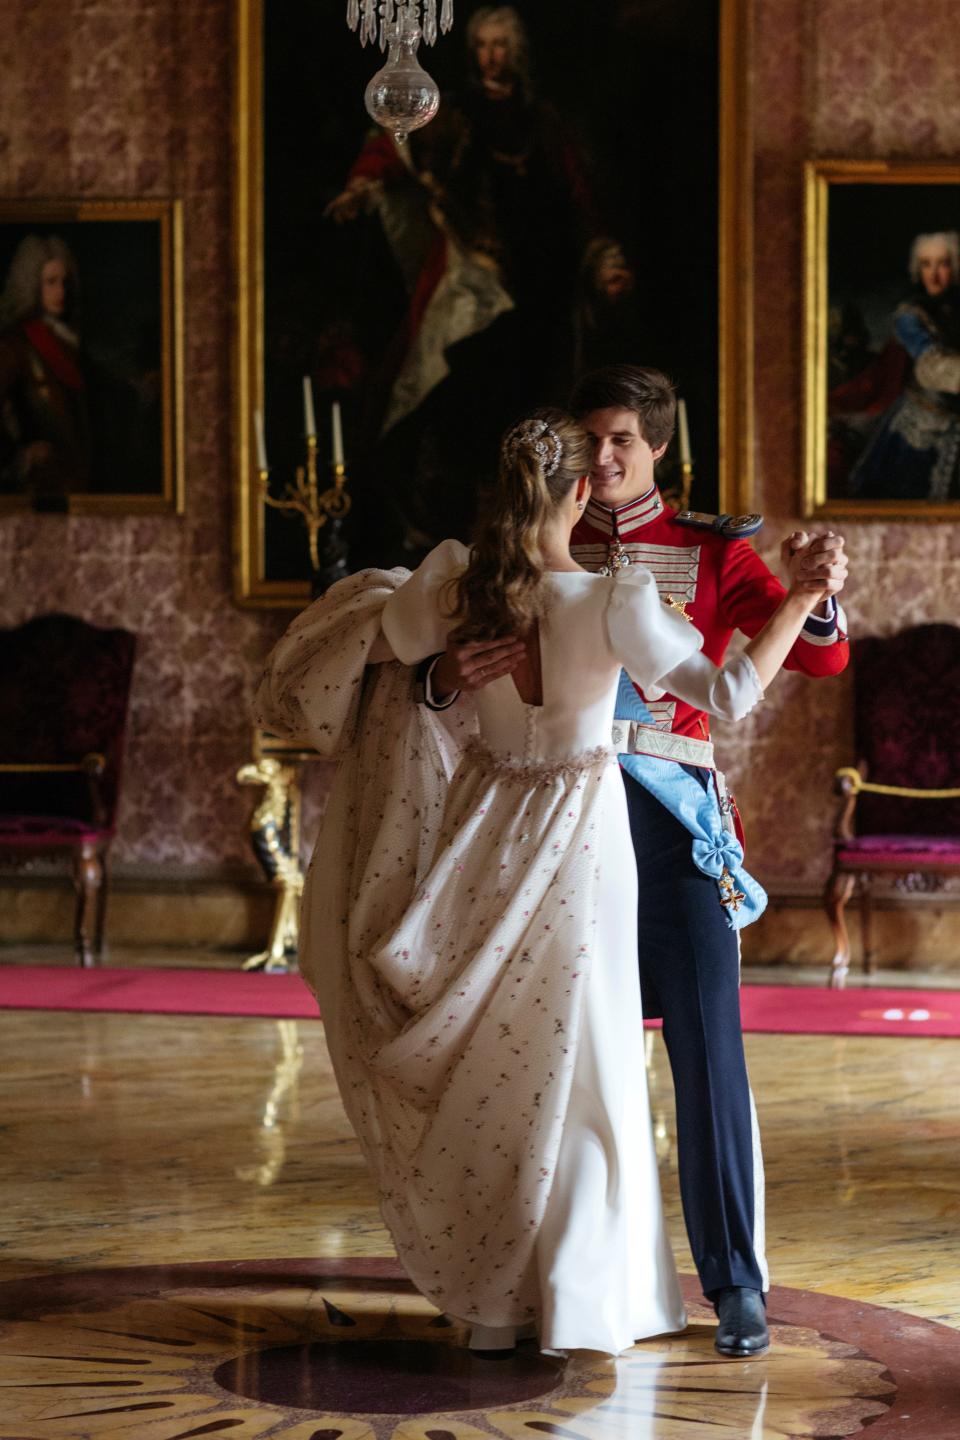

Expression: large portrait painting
xmin=235 ymin=0 xmax=752 ymax=604
xmin=804 ymin=160 xmax=960 ymax=520
xmin=0 ymin=200 xmax=183 ymax=516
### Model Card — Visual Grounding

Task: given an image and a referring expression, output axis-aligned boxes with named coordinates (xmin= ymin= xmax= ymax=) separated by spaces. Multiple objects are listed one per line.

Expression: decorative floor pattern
xmin=3 ymin=1259 xmax=958 ymax=1439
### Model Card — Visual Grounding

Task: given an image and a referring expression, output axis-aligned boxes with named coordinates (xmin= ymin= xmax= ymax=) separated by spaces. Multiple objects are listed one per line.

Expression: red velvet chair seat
xmin=0 ymin=815 xmax=114 ymax=848
xmin=0 ymin=614 xmax=136 ymax=965
xmin=835 ymin=834 xmax=960 ymax=868
xmin=824 ymin=622 xmax=960 ymax=987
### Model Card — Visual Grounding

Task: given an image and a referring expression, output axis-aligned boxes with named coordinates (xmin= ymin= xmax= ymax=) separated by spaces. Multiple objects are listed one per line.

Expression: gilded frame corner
xmin=0 ymin=197 xmax=184 ymax=517
xmin=803 ymin=158 xmax=960 ymax=522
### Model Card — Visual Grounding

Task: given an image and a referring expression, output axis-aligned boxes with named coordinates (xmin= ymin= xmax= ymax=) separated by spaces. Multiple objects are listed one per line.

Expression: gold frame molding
xmin=718 ymin=0 xmax=754 ymax=521
xmin=803 ymin=158 xmax=960 ymax=521
xmin=0 ymin=198 xmax=184 ymax=517
xmin=234 ymin=0 xmax=755 ymax=606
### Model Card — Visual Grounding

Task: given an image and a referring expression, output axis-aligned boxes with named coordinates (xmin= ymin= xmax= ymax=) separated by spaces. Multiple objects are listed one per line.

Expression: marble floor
xmin=2 ymin=964 xmax=959 ymax=1438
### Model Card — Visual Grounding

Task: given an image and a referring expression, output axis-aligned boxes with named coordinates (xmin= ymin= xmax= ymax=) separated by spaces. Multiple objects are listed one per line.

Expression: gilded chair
xmin=0 ymin=614 xmax=137 ymax=966
xmin=823 ymin=623 xmax=960 ymax=988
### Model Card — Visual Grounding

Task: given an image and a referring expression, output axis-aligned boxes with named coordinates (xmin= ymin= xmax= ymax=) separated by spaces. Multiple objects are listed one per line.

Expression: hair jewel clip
xmin=502 ymin=418 xmax=562 ymax=477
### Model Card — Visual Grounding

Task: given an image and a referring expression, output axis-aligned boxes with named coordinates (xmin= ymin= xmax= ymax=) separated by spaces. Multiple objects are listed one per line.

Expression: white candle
xmin=331 ymin=400 xmax=344 ymax=466
xmin=253 ymin=409 xmax=268 ymax=471
xmin=677 ymin=398 xmax=691 ymax=466
xmin=302 ymin=375 xmax=317 ymax=438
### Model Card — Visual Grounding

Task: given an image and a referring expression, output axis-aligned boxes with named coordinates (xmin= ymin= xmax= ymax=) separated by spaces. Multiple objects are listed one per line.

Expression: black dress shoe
xmin=713 ymin=1286 xmax=769 ymax=1356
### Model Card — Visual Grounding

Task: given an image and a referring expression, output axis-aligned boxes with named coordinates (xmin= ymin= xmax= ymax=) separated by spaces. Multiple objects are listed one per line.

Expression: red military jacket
xmin=571 ymin=488 xmax=849 ymax=743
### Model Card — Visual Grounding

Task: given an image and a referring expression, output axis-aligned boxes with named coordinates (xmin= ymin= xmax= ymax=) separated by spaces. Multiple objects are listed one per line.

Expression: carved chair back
xmin=0 ymin=613 xmax=137 ymax=834
xmin=852 ymin=622 xmax=960 ymax=838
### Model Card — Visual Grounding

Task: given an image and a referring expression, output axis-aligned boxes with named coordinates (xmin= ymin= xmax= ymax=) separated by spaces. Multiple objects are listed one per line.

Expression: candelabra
xmin=662 ymin=396 xmax=694 ymax=514
xmin=661 ymin=454 xmax=695 ymax=515
xmin=258 ymin=433 xmax=352 ymax=597
xmin=679 ymin=458 xmax=694 ymax=512
xmin=676 ymin=396 xmax=694 ymax=511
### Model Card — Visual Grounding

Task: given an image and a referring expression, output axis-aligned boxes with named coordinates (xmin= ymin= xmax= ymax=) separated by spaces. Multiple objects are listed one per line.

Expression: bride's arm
xmin=661 ymin=588 xmax=825 ymax=721
xmin=380 ymin=538 xmax=468 ymax=663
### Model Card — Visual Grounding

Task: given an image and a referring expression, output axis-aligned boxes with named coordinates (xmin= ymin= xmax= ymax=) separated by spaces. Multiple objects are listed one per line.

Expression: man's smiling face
xmin=581 ymin=406 xmax=667 ymax=508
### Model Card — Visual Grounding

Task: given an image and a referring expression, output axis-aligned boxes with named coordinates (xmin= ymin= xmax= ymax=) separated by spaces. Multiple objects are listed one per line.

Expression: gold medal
xmin=599 ymin=541 xmax=631 ymax=577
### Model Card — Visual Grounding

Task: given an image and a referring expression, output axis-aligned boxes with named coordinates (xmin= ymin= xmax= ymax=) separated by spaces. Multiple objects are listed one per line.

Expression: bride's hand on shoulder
xmin=433 ymin=634 xmax=526 ymax=700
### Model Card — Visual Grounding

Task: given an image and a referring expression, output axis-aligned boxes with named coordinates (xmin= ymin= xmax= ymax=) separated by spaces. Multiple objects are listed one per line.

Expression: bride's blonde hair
xmin=449 ymin=407 xmax=593 ymax=641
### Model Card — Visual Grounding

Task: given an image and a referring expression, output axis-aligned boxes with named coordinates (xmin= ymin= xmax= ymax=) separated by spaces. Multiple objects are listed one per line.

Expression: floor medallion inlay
xmin=1 ymin=1259 xmax=956 ymax=1438
xmin=215 ymin=1338 xmax=565 ymax=1414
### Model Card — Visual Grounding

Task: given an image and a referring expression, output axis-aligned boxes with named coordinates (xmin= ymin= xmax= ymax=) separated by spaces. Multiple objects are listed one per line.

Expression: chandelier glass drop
xmin=346 ymin=0 xmax=452 ymax=144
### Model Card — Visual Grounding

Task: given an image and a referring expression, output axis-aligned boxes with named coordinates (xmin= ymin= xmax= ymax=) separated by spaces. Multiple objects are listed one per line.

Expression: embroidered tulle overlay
xmin=286 ymin=671 xmax=610 ymax=1325
xmin=253 ymin=566 xmax=414 ymax=755
xmin=347 ymin=718 xmax=606 ymax=1326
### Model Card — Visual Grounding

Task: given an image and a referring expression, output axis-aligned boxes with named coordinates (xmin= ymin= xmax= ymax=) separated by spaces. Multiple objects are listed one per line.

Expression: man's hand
xmin=780 ymin=530 xmax=848 ymax=612
xmin=432 ymin=635 xmax=526 ymax=701
xmin=323 ymin=177 xmax=379 ymax=224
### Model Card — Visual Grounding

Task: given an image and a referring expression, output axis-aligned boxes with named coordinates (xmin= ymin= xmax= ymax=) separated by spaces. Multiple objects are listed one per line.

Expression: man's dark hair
xmin=569 ymin=364 xmax=677 ymax=451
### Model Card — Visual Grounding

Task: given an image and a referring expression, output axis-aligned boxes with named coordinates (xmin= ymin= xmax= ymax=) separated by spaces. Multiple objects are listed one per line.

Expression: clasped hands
xmin=781 ymin=529 xmax=848 ymax=611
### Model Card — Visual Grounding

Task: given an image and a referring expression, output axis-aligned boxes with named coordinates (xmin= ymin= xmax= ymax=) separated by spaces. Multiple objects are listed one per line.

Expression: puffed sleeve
xmin=604 ymin=565 xmax=703 ymax=691
xmin=606 ymin=566 xmax=765 ymax=721
xmin=380 ymin=538 xmax=471 ymax=663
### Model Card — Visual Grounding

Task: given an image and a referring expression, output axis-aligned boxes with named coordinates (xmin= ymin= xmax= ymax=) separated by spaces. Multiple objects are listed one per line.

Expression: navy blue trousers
xmin=623 ymin=767 xmax=765 ymax=1298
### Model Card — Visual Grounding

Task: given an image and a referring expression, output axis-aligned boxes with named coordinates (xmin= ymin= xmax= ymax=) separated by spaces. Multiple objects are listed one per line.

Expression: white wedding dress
xmin=297 ymin=540 xmax=763 ymax=1355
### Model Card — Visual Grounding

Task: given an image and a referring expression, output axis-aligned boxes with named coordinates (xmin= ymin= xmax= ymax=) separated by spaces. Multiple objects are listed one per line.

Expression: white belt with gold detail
xmin=611 ymin=720 xmax=716 ymax=771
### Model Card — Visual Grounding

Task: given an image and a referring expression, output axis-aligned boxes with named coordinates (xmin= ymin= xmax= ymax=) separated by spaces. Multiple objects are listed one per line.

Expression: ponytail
xmin=449 ymin=408 xmax=593 ymax=640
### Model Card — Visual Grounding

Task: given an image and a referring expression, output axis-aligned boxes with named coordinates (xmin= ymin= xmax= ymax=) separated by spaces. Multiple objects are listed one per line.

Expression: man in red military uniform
xmin=569 ymin=364 xmax=849 ymax=1356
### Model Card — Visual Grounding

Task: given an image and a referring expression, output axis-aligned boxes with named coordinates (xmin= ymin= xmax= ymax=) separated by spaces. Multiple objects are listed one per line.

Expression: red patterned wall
xmin=0 ymin=0 xmax=285 ymax=875
xmin=2 ymin=0 xmax=959 ymax=889
xmin=714 ymin=0 xmax=960 ymax=892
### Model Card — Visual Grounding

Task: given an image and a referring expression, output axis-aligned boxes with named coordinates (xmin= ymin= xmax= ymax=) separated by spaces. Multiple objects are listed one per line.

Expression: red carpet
xmin=0 ymin=965 xmax=319 ymax=1020
xmin=1 ymin=966 xmax=959 ymax=1036
xmin=739 ymin=984 xmax=960 ymax=1037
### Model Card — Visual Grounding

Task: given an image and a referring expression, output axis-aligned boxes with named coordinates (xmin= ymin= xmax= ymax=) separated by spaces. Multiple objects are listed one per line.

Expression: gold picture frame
xmin=234 ymin=0 xmax=755 ymax=606
xmin=0 ymin=198 xmax=184 ymax=516
xmin=804 ymin=159 xmax=960 ymax=520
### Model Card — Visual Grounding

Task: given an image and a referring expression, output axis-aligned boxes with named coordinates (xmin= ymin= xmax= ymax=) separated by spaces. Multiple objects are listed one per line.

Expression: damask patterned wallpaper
xmin=713 ymin=0 xmax=960 ymax=892
xmin=1 ymin=0 xmax=958 ymax=889
xmin=0 ymin=0 xmax=287 ymax=875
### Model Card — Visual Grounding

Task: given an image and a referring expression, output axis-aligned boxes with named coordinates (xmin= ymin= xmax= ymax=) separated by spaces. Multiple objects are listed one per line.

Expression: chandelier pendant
xmin=346 ymin=0 xmax=450 ymax=144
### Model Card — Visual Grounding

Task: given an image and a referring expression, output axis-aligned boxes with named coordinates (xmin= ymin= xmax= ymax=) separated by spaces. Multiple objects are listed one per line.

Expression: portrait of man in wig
xmin=0 ymin=232 xmax=90 ymax=501
xmin=829 ymin=227 xmax=960 ymax=501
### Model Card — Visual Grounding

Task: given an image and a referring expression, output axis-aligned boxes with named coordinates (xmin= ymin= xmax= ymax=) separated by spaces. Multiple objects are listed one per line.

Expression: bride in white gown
xmin=256 ymin=409 xmax=826 ymax=1356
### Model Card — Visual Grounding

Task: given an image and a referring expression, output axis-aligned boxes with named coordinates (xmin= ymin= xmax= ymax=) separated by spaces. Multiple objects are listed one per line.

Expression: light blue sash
xmin=614 ymin=671 xmax=767 ymax=930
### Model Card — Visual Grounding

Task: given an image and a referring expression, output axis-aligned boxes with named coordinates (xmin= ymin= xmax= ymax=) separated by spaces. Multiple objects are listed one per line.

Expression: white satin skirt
xmin=471 ymin=779 xmax=687 ymax=1355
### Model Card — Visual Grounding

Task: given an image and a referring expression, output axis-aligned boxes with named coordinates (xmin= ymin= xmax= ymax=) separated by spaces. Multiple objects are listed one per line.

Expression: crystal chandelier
xmin=346 ymin=0 xmax=453 ymax=144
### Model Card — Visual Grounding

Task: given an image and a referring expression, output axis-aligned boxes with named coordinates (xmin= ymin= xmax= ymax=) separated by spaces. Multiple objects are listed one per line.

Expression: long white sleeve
xmin=604 ymin=565 xmax=703 ymax=691
xmin=656 ymin=649 xmax=764 ymax=721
